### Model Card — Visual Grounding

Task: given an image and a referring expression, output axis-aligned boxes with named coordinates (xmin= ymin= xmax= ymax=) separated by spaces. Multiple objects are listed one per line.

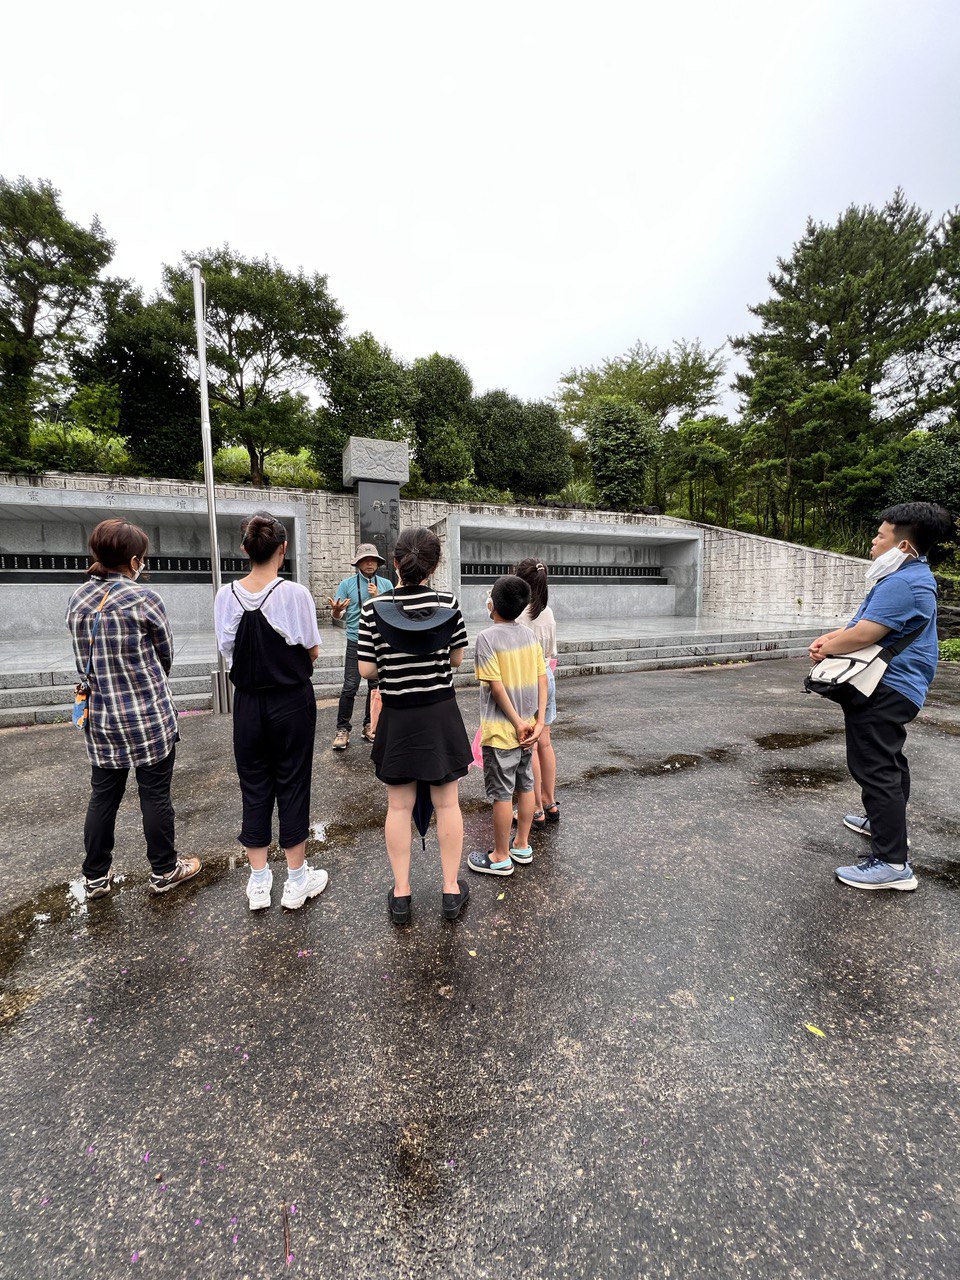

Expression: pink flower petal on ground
xmin=290 ymin=1203 xmax=297 ymax=1214
xmin=232 ymin=1234 xmax=239 ymax=1244
xmin=194 ymin=1217 xmax=202 ymax=1226
xmin=144 ymin=1152 xmax=150 ymax=1164
xmin=287 ymin=1253 xmax=295 ymax=1265
xmin=230 ymin=1216 xmax=237 ymax=1225
xmin=241 ymin=1053 xmax=249 ymax=1062
xmin=131 ymin=1252 xmax=140 ymax=1263
xmin=40 ymin=1196 xmax=49 ymax=1206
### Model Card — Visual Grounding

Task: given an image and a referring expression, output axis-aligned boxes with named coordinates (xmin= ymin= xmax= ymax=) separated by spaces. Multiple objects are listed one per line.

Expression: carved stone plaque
xmin=342 ymin=437 xmax=410 ymax=486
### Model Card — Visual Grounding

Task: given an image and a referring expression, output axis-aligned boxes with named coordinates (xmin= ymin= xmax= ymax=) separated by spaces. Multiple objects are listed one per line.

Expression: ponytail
xmin=514 ymin=557 xmax=549 ymax=619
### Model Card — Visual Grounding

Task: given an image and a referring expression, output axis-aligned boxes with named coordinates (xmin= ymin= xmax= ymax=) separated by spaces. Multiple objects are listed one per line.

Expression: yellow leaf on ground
xmin=468 ymin=950 xmax=477 ymax=957
xmin=804 ymin=1023 xmax=826 ymax=1038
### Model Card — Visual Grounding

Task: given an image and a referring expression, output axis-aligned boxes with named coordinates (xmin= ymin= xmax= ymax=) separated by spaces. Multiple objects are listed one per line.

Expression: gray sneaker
xmin=843 ymin=814 xmax=872 ymax=838
xmin=84 ymin=871 xmax=114 ymax=900
xmin=149 ymin=856 xmax=202 ymax=895
xmin=843 ymin=814 xmax=910 ymax=848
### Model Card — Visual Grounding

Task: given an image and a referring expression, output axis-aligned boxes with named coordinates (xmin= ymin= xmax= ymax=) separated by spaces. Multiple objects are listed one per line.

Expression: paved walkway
xmin=1 ymin=659 xmax=958 ymax=1277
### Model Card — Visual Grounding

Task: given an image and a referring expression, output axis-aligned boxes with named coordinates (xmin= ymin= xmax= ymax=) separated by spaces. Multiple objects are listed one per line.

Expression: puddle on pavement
xmin=755 ymin=729 xmax=838 ymax=751
xmin=761 ymin=765 xmax=845 ymax=790
xmin=918 ymin=857 xmax=960 ymax=889
xmin=704 ymin=745 xmax=743 ymax=763
xmin=581 ymin=753 xmax=702 ymax=783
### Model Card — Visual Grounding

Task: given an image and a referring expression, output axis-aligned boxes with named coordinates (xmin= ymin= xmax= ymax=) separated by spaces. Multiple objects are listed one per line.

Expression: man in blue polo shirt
xmin=808 ymin=502 xmax=954 ymax=891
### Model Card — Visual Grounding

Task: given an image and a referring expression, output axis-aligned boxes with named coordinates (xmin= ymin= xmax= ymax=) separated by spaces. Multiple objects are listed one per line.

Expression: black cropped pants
xmin=232 ymin=683 xmax=317 ymax=849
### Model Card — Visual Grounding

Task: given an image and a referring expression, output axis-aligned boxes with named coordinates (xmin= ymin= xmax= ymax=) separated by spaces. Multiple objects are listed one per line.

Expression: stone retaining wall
xmin=0 ymin=472 xmax=869 ymax=625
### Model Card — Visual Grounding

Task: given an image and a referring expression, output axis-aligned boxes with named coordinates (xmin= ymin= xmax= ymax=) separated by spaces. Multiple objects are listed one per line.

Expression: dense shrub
xmin=202 ymin=446 xmax=321 ymax=489
xmin=29 ymin=423 xmax=131 ymax=475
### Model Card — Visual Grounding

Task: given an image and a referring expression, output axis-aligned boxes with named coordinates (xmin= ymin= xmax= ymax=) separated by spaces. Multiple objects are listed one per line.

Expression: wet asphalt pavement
xmin=1 ymin=659 xmax=959 ymax=1280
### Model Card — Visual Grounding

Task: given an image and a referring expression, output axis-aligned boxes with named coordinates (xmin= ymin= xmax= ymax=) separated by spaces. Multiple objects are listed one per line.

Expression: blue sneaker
xmin=835 ymin=856 xmax=918 ymax=892
xmin=468 ymin=850 xmax=514 ymax=877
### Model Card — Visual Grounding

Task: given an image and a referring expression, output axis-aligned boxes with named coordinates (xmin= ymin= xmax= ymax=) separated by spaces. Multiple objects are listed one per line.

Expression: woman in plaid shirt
xmin=66 ymin=519 xmax=201 ymax=899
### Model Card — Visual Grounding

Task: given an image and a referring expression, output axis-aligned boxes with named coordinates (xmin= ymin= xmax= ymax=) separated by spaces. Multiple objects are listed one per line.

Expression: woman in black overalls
xmin=214 ymin=513 xmax=328 ymax=912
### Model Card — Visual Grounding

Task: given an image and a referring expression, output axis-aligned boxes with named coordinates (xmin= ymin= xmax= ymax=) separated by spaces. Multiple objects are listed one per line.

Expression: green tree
xmin=312 ymin=332 xmax=411 ymax=487
xmin=584 ymin=397 xmax=660 ymax=511
xmin=74 ymin=281 xmax=202 ymax=478
xmin=559 ymin=339 xmax=725 ymax=507
xmin=163 ymin=248 xmax=344 ymax=486
xmin=0 ymin=176 xmax=113 ymax=459
xmin=519 ymin=399 xmax=573 ymax=499
xmin=666 ymin=416 xmax=739 ymax=523
xmin=559 ymin=339 xmax=725 ymax=428
xmin=408 ymin=353 xmax=474 ymax=484
xmin=471 ymin=390 xmax=573 ymax=500
xmin=886 ymin=421 xmax=960 ymax=512
xmin=929 ymin=209 xmax=960 ymax=419
xmin=733 ymin=190 xmax=939 ymax=431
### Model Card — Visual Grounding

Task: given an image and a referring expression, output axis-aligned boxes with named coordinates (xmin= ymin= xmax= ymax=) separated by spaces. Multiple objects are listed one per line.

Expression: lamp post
xmin=191 ymin=261 xmax=232 ymax=713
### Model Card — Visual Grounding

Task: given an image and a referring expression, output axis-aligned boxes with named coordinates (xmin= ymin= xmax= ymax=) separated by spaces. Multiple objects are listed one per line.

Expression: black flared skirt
xmin=372 ymin=696 xmax=472 ymax=786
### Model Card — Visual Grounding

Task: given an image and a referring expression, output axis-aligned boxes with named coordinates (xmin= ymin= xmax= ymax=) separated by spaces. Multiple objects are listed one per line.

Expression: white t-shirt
xmin=518 ymin=604 xmax=557 ymax=661
xmin=214 ymin=578 xmax=322 ymax=663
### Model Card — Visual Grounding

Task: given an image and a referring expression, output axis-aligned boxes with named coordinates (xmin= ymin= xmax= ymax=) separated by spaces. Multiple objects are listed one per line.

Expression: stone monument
xmin=342 ymin=437 xmax=410 ymax=579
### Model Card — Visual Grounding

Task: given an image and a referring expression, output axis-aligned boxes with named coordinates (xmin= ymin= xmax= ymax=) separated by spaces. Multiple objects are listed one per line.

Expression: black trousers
xmin=83 ymin=746 xmax=178 ymax=879
xmin=337 ymin=638 xmax=378 ymax=732
xmin=842 ymin=685 xmax=919 ymax=865
xmin=233 ymin=682 xmax=317 ymax=849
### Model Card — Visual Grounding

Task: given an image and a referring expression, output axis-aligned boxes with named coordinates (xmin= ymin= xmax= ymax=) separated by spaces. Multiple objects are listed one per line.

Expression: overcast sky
xmin=3 ymin=0 xmax=958 ymax=409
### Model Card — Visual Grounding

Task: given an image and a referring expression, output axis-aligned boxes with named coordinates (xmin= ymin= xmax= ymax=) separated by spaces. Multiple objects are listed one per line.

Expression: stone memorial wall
xmin=0 ymin=471 xmax=869 ymax=637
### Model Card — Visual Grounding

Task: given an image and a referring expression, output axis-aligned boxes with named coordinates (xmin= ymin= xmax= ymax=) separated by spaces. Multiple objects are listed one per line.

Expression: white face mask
xmin=865 ymin=545 xmax=916 ymax=588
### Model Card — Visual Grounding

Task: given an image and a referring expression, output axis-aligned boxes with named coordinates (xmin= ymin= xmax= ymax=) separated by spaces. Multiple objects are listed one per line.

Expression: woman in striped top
xmin=357 ymin=527 xmax=472 ymax=923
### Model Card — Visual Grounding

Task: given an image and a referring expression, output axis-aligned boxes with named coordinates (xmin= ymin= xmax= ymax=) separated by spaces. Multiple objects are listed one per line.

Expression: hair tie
xmin=535 ymin=562 xmax=545 ymax=572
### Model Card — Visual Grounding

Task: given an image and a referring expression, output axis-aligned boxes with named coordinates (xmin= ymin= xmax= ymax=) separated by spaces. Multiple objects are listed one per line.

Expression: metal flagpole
xmin=191 ymin=261 xmax=232 ymax=714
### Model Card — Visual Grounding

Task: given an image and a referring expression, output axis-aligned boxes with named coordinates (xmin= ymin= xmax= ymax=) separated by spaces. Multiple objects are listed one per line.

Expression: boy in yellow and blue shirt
xmin=468 ymin=575 xmax=548 ymax=877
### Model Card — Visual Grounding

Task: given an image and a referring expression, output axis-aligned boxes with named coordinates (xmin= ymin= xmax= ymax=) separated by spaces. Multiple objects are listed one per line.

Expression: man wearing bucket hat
xmin=328 ymin=544 xmax=394 ymax=750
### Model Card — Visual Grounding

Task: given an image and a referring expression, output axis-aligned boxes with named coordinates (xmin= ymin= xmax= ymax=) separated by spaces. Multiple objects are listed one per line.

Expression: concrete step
xmin=0 ymin=632 xmax=816 ymax=726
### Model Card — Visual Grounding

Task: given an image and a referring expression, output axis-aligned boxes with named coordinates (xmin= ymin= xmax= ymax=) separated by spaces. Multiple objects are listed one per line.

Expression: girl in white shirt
xmin=214 ymin=512 xmax=327 ymax=913
xmin=515 ymin=558 xmax=560 ymax=830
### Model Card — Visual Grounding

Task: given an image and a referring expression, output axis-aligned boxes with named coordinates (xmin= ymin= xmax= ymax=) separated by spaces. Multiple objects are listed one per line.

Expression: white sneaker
xmin=246 ymin=867 xmax=273 ymax=911
xmin=281 ymin=865 xmax=329 ymax=910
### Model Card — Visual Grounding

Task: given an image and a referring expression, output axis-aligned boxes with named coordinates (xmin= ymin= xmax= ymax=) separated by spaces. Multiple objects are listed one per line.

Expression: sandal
xmin=544 ymin=803 xmax=561 ymax=824
xmin=532 ymin=810 xmax=546 ymax=831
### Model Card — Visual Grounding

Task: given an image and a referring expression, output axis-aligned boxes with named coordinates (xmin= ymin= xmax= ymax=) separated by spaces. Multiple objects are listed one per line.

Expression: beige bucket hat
xmin=351 ymin=543 xmax=386 ymax=566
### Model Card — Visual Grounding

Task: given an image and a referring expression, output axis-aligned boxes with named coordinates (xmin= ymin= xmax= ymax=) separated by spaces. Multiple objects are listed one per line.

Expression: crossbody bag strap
xmin=881 ymin=621 xmax=929 ymax=660
xmin=84 ymin=584 xmax=114 ymax=679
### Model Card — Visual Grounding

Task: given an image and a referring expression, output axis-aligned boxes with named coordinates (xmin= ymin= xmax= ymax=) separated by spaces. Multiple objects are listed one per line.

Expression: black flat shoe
xmin=442 ymin=882 xmax=470 ymax=921
xmin=388 ymin=889 xmax=411 ymax=925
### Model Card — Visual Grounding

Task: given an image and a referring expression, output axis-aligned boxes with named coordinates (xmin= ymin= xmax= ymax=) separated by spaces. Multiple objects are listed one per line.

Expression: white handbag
xmin=805 ymin=623 xmax=926 ymax=702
